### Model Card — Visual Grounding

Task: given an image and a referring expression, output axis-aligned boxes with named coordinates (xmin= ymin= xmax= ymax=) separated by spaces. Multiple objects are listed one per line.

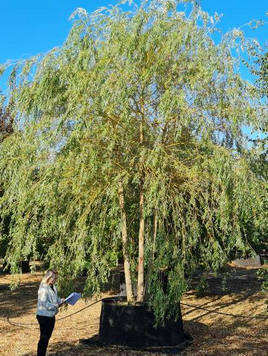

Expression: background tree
xmin=252 ymin=50 xmax=268 ymax=303
xmin=0 ymin=0 xmax=266 ymax=322
xmin=0 ymin=98 xmax=15 ymax=258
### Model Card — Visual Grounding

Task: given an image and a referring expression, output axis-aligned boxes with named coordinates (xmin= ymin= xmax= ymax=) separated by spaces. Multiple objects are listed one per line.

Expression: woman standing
xmin=36 ymin=270 xmax=64 ymax=356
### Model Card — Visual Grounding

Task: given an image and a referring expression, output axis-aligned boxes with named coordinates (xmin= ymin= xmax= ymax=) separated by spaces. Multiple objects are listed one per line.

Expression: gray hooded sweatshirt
xmin=36 ymin=283 xmax=61 ymax=317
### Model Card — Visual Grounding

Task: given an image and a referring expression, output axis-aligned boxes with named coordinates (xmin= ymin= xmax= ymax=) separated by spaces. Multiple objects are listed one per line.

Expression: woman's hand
xmin=59 ymin=298 xmax=66 ymax=306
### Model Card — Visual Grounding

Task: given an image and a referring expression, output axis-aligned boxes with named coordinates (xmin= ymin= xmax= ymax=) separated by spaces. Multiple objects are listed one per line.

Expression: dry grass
xmin=0 ymin=266 xmax=267 ymax=356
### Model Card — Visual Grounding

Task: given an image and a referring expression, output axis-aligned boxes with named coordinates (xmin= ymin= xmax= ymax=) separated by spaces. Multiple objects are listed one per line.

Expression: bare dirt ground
xmin=0 ymin=266 xmax=267 ymax=356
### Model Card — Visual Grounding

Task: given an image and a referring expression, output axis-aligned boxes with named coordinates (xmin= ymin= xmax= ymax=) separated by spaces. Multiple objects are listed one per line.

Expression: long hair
xmin=41 ymin=269 xmax=58 ymax=285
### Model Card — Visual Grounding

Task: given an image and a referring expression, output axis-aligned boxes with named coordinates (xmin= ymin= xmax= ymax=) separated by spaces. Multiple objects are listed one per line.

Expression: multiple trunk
xmin=137 ymin=119 xmax=145 ymax=302
xmin=118 ymin=180 xmax=134 ymax=303
xmin=137 ymin=183 xmax=145 ymax=302
xmin=118 ymin=117 xmax=146 ymax=304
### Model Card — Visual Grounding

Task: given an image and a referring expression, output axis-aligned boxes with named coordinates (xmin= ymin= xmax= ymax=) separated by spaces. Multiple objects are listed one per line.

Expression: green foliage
xmin=257 ymin=268 xmax=268 ymax=291
xmin=0 ymin=0 xmax=267 ymax=323
xmin=253 ymin=52 xmax=268 ymax=98
xmin=195 ymin=274 xmax=208 ymax=297
xmin=257 ymin=268 xmax=268 ymax=311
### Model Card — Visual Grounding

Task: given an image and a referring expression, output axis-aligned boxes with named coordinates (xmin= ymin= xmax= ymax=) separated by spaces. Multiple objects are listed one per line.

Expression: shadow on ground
xmin=191 ymin=266 xmax=263 ymax=297
xmin=0 ymin=279 xmax=39 ymax=318
xmin=20 ymin=320 xmax=197 ymax=356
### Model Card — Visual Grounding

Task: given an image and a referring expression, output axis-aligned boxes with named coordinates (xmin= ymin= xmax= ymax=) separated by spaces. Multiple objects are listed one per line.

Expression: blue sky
xmin=0 ymin=0 xmax=267 ymax=65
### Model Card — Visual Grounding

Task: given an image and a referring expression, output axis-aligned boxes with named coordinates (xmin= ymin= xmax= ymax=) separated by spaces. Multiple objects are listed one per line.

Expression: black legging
xmin=36 ymin=315 xmax=55 ymax=356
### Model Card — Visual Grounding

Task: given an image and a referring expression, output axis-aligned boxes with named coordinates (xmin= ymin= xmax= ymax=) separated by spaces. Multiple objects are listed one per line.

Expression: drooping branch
xmin=0 ymin=102 xmax=14 ymax=142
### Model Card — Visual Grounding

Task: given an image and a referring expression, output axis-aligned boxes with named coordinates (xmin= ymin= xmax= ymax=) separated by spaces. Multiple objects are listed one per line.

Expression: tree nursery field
xmin=0 ymin=266 xmax=267 ymax=356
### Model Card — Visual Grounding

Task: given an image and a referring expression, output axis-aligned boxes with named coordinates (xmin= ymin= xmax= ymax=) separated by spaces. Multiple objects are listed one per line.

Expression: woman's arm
xmin=55 ymin=286 xmax=64 ymax=305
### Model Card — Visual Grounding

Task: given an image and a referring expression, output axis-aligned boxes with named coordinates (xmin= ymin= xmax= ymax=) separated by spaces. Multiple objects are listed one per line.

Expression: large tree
xmin=252 ymin=50 xmax=268 ymax=299
xmin=0 ymin=0 xmax=266 ymax=322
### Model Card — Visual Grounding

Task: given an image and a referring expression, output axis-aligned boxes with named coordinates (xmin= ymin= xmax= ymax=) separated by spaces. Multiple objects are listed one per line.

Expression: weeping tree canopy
xmin=0 ymin=0 xmax=267 ymax=322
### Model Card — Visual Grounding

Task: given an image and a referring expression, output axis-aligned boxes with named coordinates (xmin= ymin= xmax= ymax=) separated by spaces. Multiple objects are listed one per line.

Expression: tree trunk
xmin=144 ymin=210 xmax=157 ymax=298
xmin=118 ymin=180 xmax=134 ymax=303
xmin=153 ymin=211 xmax=158 ymax=259
xmin=137 ymin=120 xmax=145 ymax=303
xmin=137 ymin=183 xmax=145 ymax=302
